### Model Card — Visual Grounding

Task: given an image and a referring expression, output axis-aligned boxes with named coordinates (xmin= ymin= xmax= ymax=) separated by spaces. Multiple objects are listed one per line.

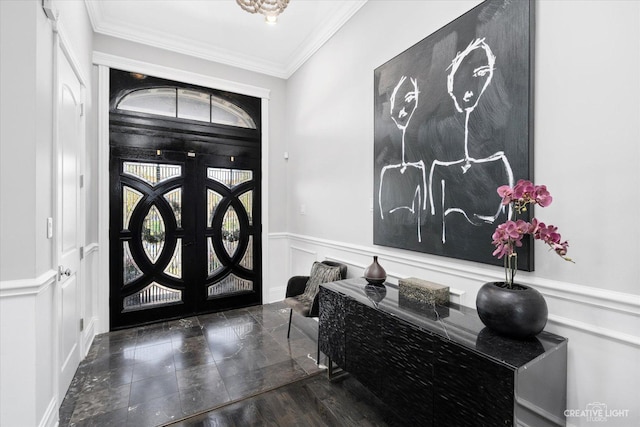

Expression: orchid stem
xmin=505 ymin=252 xmax=517 ymax=288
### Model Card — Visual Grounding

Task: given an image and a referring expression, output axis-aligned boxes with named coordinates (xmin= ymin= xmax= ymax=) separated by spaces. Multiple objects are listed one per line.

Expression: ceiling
xmin=84 ymin=0 xmax=368 ymax=79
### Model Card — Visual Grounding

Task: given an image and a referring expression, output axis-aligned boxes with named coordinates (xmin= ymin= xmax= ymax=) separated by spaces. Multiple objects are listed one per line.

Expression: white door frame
xmin=93 ymin=53 xmax=271 ymax=333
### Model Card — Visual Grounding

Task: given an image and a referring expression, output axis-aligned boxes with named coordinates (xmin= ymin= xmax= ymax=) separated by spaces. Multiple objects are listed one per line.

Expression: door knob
xmin=58 ymin=265 xmax=72 ymax=280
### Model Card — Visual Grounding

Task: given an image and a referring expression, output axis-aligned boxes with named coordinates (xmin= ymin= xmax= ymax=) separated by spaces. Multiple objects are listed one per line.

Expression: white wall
xmin=0 ymin=0 xmax=40 ymax=282
xmin=280 ymin=1 xmax=640 ymax=426
xmin=1 ymin=1 xmax=55 ymax=426
xmin=0 ymin=1 xmax=95 ymax=426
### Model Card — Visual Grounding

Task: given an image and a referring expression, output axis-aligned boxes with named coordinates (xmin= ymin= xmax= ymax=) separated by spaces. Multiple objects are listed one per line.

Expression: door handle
xmin=58 ymin=265 xmax=72 ymax=281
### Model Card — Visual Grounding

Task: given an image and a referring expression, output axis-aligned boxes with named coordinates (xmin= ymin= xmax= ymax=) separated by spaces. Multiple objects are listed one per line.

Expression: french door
xmin=110 ymin=147 xmax=261 ymax=328
xmin=108 ymin=69 xmax=262 ymax=329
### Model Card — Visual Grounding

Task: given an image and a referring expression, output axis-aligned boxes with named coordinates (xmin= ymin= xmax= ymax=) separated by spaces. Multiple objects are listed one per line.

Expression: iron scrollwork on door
xmin=120 ymin=161 xmax=185 ymax=312
xmin=205 ymin=167 xmax=255 ymax=298
xmin=109 ymin=68 xmax=262 ymax=328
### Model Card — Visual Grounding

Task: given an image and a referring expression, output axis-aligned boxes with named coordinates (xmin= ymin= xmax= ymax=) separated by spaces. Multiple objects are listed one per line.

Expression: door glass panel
xmin=239 ymin=190 xmax=253 ymax=225
xmin=207 ymin=189 xmax=223 ymax=226
xmin=207 ymin=168 xmax=252 ymax=188
xmin=240 ymin=236 xmax=253 ymax=270
xmin=163 ymin=187 xmax=182 ymax=228
xmin=116 ymin=85 xmax=256 ymax=129
xmin=178 ymin=89 xmax=210 ymax=122
xmin=124 ymin=162 xmax=181 ymax=186
xmin=232 ymin=322 xmax=256 ymax=339
xmin=123 ymin=186 xmax=143 ymax=230
xmin=211 ymin=95 xmax=257 ymax=129
xmin=221 ymin=206 xmax=240 ymax=257
xmin=164 ymin=238 xmax=182 ymax=279
xmin=123 ymin=241 xmax=143 ymax=284
xmin=208 ymin=238 xmax=223 ymax=276
xmin=207 ymin=274 xmax=253 ymax=298
xmin=142 ymin=205 xmax=165 ymax=263
xmin=123 ymin=282 xmax=182 ymax=312
xmin=117 ymin=88 xmax=177 ymax=117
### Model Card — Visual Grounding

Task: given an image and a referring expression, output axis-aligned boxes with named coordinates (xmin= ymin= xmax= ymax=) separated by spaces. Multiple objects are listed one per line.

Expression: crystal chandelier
xmin=236 ymin=0 xmax=290 ymax=25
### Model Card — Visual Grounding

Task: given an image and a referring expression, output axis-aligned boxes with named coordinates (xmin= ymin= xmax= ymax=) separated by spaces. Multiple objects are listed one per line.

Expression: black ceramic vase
xmin=364 ymin=256 xmax=386 ymax=285
xmin=476 ymin=282 xmax=548 ymax=339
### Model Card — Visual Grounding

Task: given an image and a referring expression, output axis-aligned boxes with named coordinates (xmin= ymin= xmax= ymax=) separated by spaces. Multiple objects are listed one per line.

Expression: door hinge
xmin=80 ymin=103 xmax=85 ymax=117
xmin=80 ymin=318 xmax=84 ymax=331
xmin=79 ymin=174 xmax=84 ymax=188
xmin=42 ymin=0 xmax=59 ymax=22
xmin=79 ymin=246 xmax=84 ymax=260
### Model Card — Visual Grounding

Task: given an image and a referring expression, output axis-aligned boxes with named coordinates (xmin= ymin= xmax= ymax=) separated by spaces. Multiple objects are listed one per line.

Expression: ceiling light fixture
xmin=236 ymin=0 xmax=290 ymax=25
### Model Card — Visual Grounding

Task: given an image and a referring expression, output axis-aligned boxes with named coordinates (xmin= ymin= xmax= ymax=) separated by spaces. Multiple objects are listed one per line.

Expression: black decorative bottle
xmin=364 ymin=256 xmax=386 ymax=285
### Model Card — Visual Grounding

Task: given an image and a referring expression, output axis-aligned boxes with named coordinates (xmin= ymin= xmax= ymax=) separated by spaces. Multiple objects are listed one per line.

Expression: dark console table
xmin=318 ymin=278 xmax=567 ymax=427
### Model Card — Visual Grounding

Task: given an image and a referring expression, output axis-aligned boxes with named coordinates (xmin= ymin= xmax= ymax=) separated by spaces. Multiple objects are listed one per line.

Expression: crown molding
xmin=284 ymin=1 xmax=368 ymax=77
xmin=94 ymin=17 xmax=287 ymax=78
xmin=84 ymin=0 xmax=368 ymax=79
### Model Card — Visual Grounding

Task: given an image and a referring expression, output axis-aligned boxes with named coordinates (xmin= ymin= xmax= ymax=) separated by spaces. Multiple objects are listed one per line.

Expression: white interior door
xmin=56 ymin=43 xmax=83 ymax=400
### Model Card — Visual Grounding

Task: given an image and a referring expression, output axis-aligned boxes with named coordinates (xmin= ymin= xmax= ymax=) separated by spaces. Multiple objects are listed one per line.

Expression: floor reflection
xmin=59 ymin=302 xmax=323 ymax=426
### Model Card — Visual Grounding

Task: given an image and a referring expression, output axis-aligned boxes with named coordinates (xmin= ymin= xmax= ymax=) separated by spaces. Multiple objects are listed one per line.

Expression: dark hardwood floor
xmin=59 ymin=302 xmax=399 ymax=426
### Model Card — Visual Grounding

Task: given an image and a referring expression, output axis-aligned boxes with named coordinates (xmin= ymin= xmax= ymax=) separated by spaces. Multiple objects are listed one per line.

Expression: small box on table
xmin=398 ymin=277 xmax=449 ymax=306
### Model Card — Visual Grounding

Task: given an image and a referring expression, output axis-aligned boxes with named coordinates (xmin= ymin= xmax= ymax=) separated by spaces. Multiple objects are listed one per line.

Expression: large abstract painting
xmin=374 ymin=0 xmax=535 ymax=270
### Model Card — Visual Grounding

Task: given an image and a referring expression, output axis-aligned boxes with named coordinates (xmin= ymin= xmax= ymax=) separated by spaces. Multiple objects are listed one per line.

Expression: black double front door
xmin=109 ymin=138 xmax=261 ymax=329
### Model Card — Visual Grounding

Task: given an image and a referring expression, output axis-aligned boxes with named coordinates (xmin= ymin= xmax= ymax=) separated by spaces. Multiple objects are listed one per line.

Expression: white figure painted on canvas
xmin=379 ymin=76 xmax=427 ymax=242
xmin=428 ymin=37 xmax=514 ymax=243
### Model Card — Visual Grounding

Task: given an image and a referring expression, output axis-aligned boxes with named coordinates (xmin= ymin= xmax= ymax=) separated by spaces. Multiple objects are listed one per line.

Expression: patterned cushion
xmin=297 ymin=262 xmax=342 ymax=307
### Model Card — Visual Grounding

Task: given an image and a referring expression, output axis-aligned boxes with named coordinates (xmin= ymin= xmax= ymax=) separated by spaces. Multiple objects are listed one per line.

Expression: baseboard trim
xmin=266 ymin=286 xmax=287 ymax=304
xmin=38 ymin=396 xmax=58 ymax=427
xmin=82 ymin=316 xmax=97 ymax=357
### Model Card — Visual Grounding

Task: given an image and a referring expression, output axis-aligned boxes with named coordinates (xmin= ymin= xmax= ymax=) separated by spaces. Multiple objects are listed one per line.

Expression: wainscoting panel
xmin=0 ymin=271 xmax=57 ymax=427
xmin=290 ymin=245 xmax=317 ymax=276
xmin=265 ymin=234 xmax=290 ymax=303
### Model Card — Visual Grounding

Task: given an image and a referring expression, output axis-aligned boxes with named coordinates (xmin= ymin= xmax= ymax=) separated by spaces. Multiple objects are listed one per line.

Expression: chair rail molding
xmin=0 ymin=270 xmax=57 ymax=298
xmin=268 ymin=232 xmax=640 ymax=346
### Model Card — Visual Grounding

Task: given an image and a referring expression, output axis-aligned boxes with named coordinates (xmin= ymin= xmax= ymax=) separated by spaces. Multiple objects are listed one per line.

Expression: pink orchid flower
xmin=534 ymin=185 xmax=553 ymax=207
xmin=491 ymin=181 xmax=573 ymax=283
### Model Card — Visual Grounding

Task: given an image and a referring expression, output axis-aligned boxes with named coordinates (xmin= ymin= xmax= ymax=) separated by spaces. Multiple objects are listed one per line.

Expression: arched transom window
xmin=117 ymin=87 xmax=257 ymax=129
